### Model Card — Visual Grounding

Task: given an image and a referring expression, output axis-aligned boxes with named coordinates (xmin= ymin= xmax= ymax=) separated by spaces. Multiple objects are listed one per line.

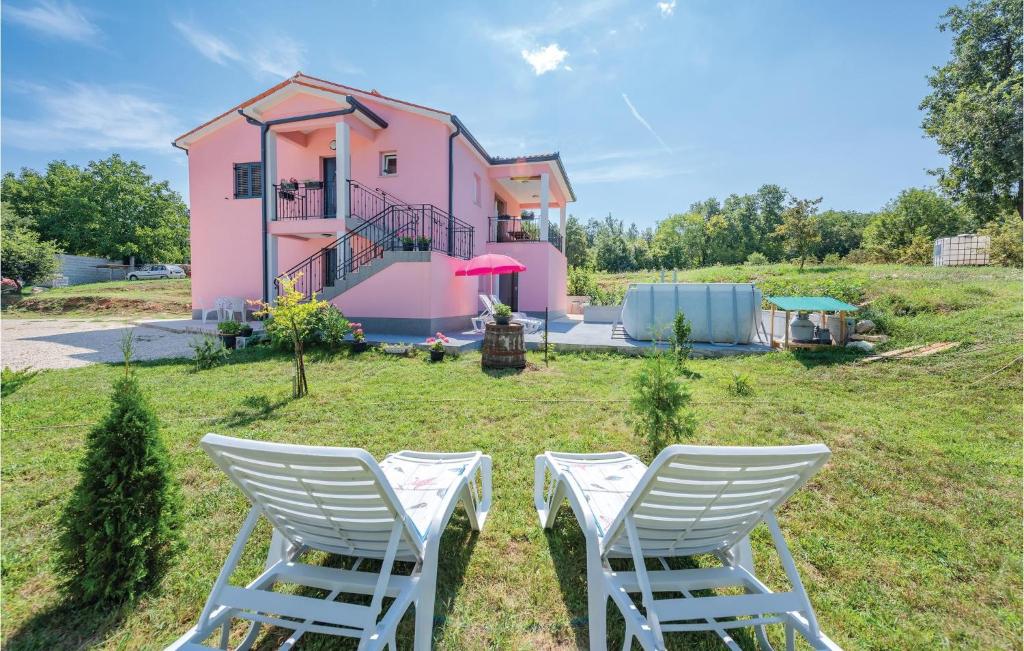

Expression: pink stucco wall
xmin=187 ymin=119 xmax=264 ymax=311
xmin=185 ymin=84 xmax=569 ymax=322
xmin=331 ymin=255 xmax=477 ymax=320
xmin=485 ymin=241 xmax=568 ymax=316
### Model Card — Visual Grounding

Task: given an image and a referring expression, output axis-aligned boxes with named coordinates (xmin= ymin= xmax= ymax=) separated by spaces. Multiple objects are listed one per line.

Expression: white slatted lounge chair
xmin=534 ymin=445 xmax=841 ymax=651
xmin=168 ymin=434 xmax=492 ymax=651
xmin=487 ymin=294 xmax=543 ymax=333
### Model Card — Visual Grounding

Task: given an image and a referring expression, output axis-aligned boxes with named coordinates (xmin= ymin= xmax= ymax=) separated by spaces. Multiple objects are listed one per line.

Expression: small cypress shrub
xmin=57 ymin=334 xmax=180 ymax=604
xmin=630 ymin=351 xmax=697 ymax=461
xmin=670 ymin=311 xmax=693 ymax=368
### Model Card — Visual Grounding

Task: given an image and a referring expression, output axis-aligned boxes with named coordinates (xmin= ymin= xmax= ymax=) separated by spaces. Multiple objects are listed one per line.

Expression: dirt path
xmin=1 ymin=318 xmax=198 ymax=370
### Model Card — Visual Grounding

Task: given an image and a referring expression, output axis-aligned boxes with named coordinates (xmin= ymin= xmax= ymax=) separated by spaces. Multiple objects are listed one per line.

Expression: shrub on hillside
xmin=979 ymin=215 xmax=1023 ymax=268
xmin=567 ymin=265 xmax=598 ymax=296
xmin=744 ymin=252 xmax=769 ymax=265
xmin=57 ymin=337 xmax=180 ymax=604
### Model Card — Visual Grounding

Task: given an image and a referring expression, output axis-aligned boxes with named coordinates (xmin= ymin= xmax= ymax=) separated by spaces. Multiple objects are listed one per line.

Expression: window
xmin=473 ymin=173 xmax=481 ymax=206
xmin=380 ymin=152 xmax=398 ymax=176
xmin=233 ymin=162 xmax=262 ymax=198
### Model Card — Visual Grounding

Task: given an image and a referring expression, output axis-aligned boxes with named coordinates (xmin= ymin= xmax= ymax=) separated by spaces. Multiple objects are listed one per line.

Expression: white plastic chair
xmin=168 ymin=434 xmax=492 ymax=651
xmin=534 ymin=444 xmax=841 ymax=651
xmin=202 ymin=297 xmax=245 ymax=323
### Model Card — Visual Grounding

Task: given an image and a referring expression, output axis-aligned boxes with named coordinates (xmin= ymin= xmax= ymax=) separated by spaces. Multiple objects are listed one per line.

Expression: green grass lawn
xmin=2 ymin=265 xmax=1021 ymax=649
xmin=3 ymin=279 xmax=192 ymax=319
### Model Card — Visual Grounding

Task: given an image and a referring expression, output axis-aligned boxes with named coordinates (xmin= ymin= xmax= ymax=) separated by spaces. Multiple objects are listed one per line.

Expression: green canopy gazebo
xmin=764 ymin=295 xmax=859 ymax=349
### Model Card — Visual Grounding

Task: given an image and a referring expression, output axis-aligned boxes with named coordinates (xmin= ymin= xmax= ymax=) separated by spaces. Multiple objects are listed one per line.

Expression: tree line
xmin=2 ymin=154 xmax=190 ymax=287
xmin=563 ymin=184 xmax=1021 ymax=273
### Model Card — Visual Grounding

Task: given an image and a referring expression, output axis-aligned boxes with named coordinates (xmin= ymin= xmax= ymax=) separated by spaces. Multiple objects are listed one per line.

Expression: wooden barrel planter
xmin=482 ymin=322 xmax=526 ymax=369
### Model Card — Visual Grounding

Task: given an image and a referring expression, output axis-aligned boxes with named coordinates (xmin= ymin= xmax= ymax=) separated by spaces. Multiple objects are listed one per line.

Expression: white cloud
xmin=172 ymin=21 xmax=306 ymax=80
xmin=2 ymin=83 xmax=181 ymax=153
xmin=657 ymin=0 xmax=676 ymax=17
xmin=5 ymin=1 xmax=99 ymax=43
xmin=521 ymin=44 xmax=568 ymax=75
xmin=621 ymin=93 xmax=672 ymax=154
xmin=172 ymin=21 xmax=241 ymax=65
xmin=252 ymin=36 xmax=306 ymax=79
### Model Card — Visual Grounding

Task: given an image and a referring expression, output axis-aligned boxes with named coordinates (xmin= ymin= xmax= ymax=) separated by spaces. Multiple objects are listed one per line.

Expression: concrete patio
xmin=132 ymin=315 xmax=773 ymax=357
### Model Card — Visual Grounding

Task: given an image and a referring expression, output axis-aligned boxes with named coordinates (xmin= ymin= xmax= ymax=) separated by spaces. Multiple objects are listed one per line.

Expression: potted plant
xmin=400 ymin=236 xmax=415 ymax=251
xmin=520 ymin=210 xmax=535 ymax=220
xmin=217 ymin=320 xmax=242 ymax=349
xmin=238 ymin=324 xmax=254 ymax=337
xmin=350 ymin=322 xmax=368 ymax=352
xmin=426 ymin=332 xmax=450 ymax=362
xmin=279 ymin=177 xmax=299 ymax=192
xmin=416 ymin=236 xmax=431 ymax=251
xmin=493 ymin=302 xmax=512 ymax=326
xmin=303 ymin=179 xmax=323 ymax=190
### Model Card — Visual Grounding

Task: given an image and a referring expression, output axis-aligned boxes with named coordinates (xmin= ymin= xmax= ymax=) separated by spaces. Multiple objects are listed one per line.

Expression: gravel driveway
xmin=1 ymin=318 xmax=198 ymax=370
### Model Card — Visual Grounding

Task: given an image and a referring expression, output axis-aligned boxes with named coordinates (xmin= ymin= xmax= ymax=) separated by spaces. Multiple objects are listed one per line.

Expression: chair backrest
xmin=479 ymin=294 xmax=495 ymax=315
xmin=602 ymin=444 xmax=831 ymax=557
xmin=201 ymin=434 xmax=424 ymax=561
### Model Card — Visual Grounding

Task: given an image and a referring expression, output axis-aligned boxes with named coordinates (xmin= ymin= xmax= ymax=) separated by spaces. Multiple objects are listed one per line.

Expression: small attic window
xmin=380 ymin=152 xmax=398 ymax=176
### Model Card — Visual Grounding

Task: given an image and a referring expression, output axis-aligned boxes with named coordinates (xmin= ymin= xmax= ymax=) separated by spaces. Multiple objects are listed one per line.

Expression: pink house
xmin=173 ymin=73 xmax=575 ymax=334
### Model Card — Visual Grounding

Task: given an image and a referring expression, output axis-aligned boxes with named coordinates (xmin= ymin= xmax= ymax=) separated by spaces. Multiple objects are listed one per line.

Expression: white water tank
xmin=620 ymin=283 xmax=763 ymax=343
xmin=933 ymin=234 xmax=990 ymax=266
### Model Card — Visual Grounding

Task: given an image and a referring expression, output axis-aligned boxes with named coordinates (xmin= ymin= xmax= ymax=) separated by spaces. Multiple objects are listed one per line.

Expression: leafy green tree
xmin=563 ymin=215 xmax=591 ymax=268
xmin=2 ymin=154 xmax=190 ymax=263
xmin=57 ymin=334 xmax=180 ymax=604
xmin=920 ymin=0 xmax=1023 ymax=219
xmin=679 ymin=212 xmax=712 ymax=268
xmin=812 ymin=210 xmax=872 ymax=259
xmin=670 ymin=311 xmax=693 ymax=368
xmin=775 ymin=196 xmax=823 ymax=270
xmin=592 ymin=215 xmax=632 ymax=271
xmin=651 ymin=213 xmax=688 ymax=268
xmin=1 ymin=204 xmax=61 ymax=288
xmin=253 ymin=275 xmax=328 ymax=398
xmin=863 ymin=188 xmax=972 ymax=260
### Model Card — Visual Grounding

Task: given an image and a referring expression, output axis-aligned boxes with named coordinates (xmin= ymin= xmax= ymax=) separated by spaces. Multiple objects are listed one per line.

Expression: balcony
xmin=275 ymin=181 xmax=335 ymax=220
xmin=488 ymin=216 xmax=563 ymax=251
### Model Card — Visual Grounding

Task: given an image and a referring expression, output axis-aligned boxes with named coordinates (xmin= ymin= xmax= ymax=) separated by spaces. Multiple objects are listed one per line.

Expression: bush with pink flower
xmin=426 ymin=332 xmax=449 ymax=353
xmin=349 ymin=323 xmax=365 ymax=343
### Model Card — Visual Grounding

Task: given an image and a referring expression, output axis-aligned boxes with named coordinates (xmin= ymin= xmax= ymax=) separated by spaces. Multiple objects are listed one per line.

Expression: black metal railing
xmin=275 ymin=201 xmax=475 ymax=301
xmin=275 ymin=182 xmax=334 ymax=220
xmin=488 ymin=216 xmax=563 ymax=251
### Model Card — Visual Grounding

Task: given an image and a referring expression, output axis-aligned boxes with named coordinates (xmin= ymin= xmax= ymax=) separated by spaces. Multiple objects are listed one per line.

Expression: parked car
xmin=126 ymin=264 xmax=186 ymax=280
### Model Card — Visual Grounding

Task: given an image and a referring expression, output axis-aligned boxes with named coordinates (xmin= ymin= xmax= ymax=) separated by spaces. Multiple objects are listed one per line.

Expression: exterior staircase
xmin=276 ymin=182 xmax=473 ymax=302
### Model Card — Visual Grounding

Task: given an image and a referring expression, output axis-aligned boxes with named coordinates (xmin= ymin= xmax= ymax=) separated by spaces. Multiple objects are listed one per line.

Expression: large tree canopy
xmin=920 ymin=0 xmax=1023 ymax=219
xmin=2 ymin=155 xmax=190 ymax=263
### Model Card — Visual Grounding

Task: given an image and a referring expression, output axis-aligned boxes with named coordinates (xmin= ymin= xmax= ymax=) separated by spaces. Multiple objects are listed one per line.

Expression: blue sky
xmin=2 ymin=1 xmax=954 ymax=227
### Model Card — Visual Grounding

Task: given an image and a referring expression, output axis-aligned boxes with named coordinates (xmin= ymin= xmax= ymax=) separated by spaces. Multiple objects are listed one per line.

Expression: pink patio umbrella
xmin=455 ymin=253 xmax=527 ymax=298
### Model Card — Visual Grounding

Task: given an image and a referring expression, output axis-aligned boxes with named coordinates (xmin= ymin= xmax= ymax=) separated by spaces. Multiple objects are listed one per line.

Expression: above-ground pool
xmin=620 ymin=283 xmax=763 ymax=343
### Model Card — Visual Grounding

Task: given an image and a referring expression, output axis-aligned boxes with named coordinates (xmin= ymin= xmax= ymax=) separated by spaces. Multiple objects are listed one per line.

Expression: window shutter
xmin=233 ymin=162 xmax=262 ymax=198
xmin=250 ymin=163 xmax=263 ymax=198
xmin=234 ymin=164 xmax=249 ymax=199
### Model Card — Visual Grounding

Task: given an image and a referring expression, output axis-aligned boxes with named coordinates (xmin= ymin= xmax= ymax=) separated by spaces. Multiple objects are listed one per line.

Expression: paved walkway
xmin=1 ymin=318 xmax=199 ymax=370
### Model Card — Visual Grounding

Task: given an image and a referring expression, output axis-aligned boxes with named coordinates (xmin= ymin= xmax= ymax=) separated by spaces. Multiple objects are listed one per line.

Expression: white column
xmin=265 ymin=130 xmax=279 ymax=301
xmin=539 ymin=172 xmax=550 ymax=242
xmin=336 ymin=121 xmax=350 ymax=239
xmin=559 ymin=205 xmax=567 ymax=236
